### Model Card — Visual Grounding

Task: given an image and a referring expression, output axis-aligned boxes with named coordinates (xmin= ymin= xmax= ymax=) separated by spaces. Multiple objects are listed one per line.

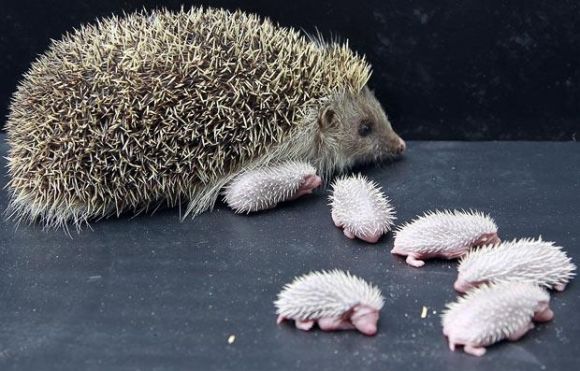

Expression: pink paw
xmin=464 ymin=344 xmax=486 ymax=357
xmin=295 ymin=319 xmax=315 ymax=331
xmin=405 ymin=255 xmax=425 ymax=268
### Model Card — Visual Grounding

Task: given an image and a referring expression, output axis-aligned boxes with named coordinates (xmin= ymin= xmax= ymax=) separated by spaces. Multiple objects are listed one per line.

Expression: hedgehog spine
xmin=457 ymin=237 xmax=576 ymax=291
xmin=275 ymin=269 xmax=384 ymax=320
xmin=222 ymin=161 xmax=320 ymax=213
xmin=394 ymin=209 xmax=498 ymax=253
xmin=442 ymin=281 xmax=551 ymax=356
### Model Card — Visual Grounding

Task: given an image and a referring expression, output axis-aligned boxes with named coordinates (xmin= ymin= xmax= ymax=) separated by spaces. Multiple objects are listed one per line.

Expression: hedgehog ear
xmin=319 ymin=106 xmax=337 ymax=132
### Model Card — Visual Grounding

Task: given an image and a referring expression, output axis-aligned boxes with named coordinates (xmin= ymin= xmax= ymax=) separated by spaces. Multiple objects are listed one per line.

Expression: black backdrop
xmin=1 ymin=0 xmax=578 ymax=140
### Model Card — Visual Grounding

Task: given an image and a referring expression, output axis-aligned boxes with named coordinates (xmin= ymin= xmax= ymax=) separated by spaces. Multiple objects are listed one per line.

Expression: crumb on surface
xmin=227 ymin=335 xmax=236 ymax=344
xmin=420 ymin=306 xmax=428 ymax=319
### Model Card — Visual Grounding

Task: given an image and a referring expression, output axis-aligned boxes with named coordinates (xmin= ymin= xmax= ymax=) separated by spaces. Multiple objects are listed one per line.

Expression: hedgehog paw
xmin=464 ymin=345 xmax=486 ymax=357
xmin=295 ymin=319 xmax=315 ymax=331
xmin=405 ymin=255 xmax=425 ymax=268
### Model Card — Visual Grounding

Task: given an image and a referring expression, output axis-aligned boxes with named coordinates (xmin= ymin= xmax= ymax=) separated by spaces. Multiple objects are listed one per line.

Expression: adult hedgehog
xmin=5 ymin=7 xmax=405 ymax=229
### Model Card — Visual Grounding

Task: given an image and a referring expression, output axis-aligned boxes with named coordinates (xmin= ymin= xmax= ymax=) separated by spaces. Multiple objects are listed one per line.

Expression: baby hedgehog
xmin=442 ymin=281 xmax=553 ymax=357
xmin=455 ymin=237 xmax=576 ymax=293
xmin=5 ymin=7 xmax=405 ymax=230
xmin=222 ymin=161 xmax=321 ymax=213
xmin=275 ymin=269 xmax=385 ymax=335
xmin=391 ymin=210 xmax=499 ymax=267
xmin=329 ymin=174 xmax=396 ymax=243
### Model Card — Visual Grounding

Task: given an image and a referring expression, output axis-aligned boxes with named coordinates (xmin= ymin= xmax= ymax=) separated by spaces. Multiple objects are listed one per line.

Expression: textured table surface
xmin=0 ymin=137 xmax=579 ymax=371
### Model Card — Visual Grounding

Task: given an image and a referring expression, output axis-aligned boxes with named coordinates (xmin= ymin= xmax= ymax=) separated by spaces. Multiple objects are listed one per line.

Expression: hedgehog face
xmin=350 ymin=304 xmax=380 ymax=336
xmin=474 ymin=232 xmax=501 ymax=247
xmin=319 ymin=87 xmax=405 ymax=169
xmin=453 ymin=276 xmax=485 ymax=293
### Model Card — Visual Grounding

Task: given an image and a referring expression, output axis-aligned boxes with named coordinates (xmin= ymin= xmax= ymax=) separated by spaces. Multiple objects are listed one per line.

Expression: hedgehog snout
xmin=453 ymin=278 xmax=475 ymax=293
xmin=395 ymin=137 xmax=406 ymax=154
xmin=289 ymin=173 xmax=322 ymax=200
xmin=386 ymin=136 xmax=406 ymax=155
xmin=350 ymin=305 xmax=379 ymax=336
xmin=476 ymin=232 xmax=501 ymax=246
xmin=302 ymin=174 xmax=322 ymax=191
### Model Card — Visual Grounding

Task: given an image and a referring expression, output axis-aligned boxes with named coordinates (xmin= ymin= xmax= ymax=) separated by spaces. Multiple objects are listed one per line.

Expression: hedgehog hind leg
xmin=464 ymin=344 xmax=486 ymax=357
xmin=405 ymin=254 xmax=426 ymax=268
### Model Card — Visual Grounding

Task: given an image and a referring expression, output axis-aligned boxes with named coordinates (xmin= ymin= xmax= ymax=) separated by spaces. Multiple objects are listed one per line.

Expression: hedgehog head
xmin=453 ymin=275 xmax=485 ymax=293
xmin=455 ymin=257 xmax=492 ymax=293
xmin=317 ymin=87 xmax=405 ymax=171
xmin=473 ymin=232 xmax=501 ymax=246
xmin=350 ymin=304 xmax=380 ymax=335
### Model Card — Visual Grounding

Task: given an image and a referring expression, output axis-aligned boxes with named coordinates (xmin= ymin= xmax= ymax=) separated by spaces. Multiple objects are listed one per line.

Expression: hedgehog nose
xmin=397 ymin=138 xmax=406 ymax=153
xmin=390 ymin=137 xmax=406 ymax=154
xmin=454 ymin=280 xmax=468 ymax=293
xmin=355 ymin=321 xmax=377 ymax=336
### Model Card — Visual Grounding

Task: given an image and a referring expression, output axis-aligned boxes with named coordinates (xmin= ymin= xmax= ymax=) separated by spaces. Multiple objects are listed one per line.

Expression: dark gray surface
xmin=0 ymin=138 xmax=579 ymax=370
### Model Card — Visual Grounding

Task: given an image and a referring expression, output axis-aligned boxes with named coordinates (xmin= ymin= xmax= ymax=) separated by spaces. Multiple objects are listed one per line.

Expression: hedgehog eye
xmin=358 ymin=120 xmax=373 ymax=137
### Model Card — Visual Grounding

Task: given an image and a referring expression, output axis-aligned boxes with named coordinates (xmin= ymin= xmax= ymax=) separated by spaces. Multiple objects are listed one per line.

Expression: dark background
xmin=1 ymin=0 xmax=578 ymax=140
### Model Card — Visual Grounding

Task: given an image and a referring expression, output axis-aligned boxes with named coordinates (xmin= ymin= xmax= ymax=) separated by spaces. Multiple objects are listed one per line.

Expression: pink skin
xmin=289 ymin=174 xmax=322 ymax=200
xmin=453 ymin=278 xmax=486 ymax=293
xmin=331 ymin=212 xmax=383 ymax=244
xmin=554 ymin=283 xmax=567 ymax=292
xmin=533 ymin=302 xmax=554 ymax=322
xmin=391 ymin=232 xmax=500 ymax=268
xmin=473 ymin=232 xmax=501 ymax=246
xmin=446 ymin=302 xmax=553 ymax=357
xmin=350 ymin=305 xmax=380 ymax=335
xmin=277 ymin=304 xmax=380 ymax=336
